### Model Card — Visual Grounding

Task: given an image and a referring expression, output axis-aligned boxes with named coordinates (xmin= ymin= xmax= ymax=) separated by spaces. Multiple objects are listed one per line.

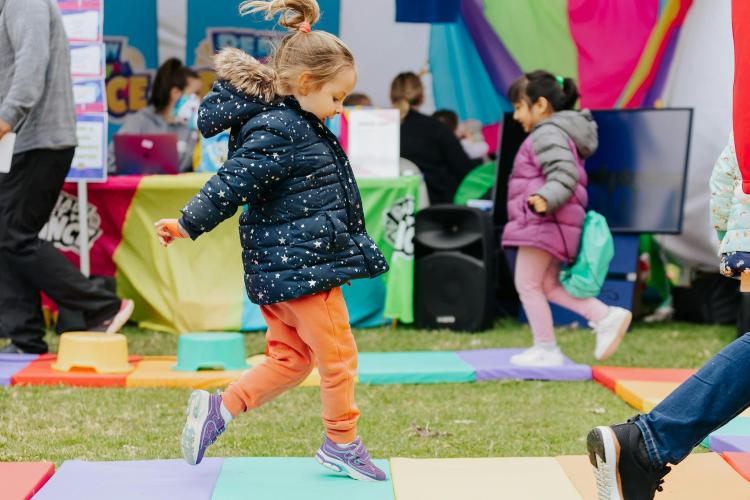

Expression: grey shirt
xmin=109 ymin=106 xmax=198 ymax=173
xmin=0 ymin=0 xmax=77 ymax=153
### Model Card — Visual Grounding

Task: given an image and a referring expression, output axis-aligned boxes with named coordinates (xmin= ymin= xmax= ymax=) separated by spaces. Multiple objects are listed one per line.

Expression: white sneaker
xmin=591 ymin=307 xmax=632 ymax=361
xmin=510 ymin=345 xmax=565 ymax=367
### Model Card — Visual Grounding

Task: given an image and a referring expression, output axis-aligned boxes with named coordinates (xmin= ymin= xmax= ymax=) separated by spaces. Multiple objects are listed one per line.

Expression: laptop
xmin=114 ymin=134 xmax=180 ymax=175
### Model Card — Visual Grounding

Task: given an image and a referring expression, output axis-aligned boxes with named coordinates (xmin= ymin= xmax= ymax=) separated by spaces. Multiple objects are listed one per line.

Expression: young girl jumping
xmin=155 ymin=0 xmax=388 ymax=481
xmin=502 ymin=70 xmax=632 ymax=367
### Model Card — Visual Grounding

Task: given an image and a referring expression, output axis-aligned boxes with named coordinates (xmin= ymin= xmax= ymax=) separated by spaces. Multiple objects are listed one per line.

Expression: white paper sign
xmin=347 ymin=108 xmax=400 ymax=178
xmin=62 ymin=11 xmax=101 ymax=42
xmin=0 ymin=133 xmax=16 ymax=173
xmin=70 ymin=44 xmax=103 ymax=77
xmin=68 ymin=114 xmax=107 ymax=182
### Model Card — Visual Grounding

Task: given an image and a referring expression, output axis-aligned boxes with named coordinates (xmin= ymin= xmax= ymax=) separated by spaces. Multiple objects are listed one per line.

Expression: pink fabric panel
xmin=568 ymin=0 xmax=658 ymax=108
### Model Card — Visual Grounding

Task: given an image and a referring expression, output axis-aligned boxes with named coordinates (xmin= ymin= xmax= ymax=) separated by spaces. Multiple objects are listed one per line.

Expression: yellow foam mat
xmin=125 ymin=356 xmax=246 ymax=388
xmin=557 ymin=453 xmax=750 ymax=499
xmin=390 ymin=457 xmax=582 ymax=500
xmin=246 ymin=355 xmax=324 ymax=388
xmin=614 ymin=380 xmax=680 ymax=412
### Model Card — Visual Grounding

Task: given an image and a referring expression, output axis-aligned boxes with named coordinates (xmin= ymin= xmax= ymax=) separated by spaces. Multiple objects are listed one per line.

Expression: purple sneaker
xmin=180 ymin=390 xmax=227 ymax=465
xmin=315 ymin=436 xmax=387 ymax=481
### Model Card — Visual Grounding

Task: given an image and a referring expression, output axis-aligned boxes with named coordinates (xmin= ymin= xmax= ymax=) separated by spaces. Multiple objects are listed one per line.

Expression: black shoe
xmin=587 ymin=421 xmax=671 ymax=500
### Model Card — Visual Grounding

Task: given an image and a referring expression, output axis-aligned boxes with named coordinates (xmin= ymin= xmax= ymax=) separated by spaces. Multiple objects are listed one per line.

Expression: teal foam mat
xmin=211 ymin=457 xmax=394 ymax=500
xmin=709 ymin=417 xmax=750 ymax=437
xmin=357 ymin=352 xmax=476 ymax=384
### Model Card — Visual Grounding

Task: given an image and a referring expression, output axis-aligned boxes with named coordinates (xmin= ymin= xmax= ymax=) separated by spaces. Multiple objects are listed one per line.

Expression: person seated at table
xmin=433 ymin=109 xmax=490 ymax=162
xmin=344 ymin=92 xmax=372 ymax=107
xmin=391 ymin=73 xmax=474 ymax=204
xmin=109 ymin=58 xmax=202 ymax=173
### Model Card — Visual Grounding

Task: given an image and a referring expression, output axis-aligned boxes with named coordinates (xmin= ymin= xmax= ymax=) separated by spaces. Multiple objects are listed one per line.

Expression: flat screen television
xmin=492 ymin=108 xmax=693 ymax=234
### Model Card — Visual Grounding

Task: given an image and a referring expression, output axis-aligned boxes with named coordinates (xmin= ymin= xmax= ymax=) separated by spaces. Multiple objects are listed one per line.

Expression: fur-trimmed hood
xmin=196 ymin=48 xmax=281 ymax=138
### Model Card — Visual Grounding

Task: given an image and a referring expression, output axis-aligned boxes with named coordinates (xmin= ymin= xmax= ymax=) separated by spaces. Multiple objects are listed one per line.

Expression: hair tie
xmin=299 ymin=21 xmax=311 ymax=33
xmin=555 ymin=75 xmax=565 ymax=88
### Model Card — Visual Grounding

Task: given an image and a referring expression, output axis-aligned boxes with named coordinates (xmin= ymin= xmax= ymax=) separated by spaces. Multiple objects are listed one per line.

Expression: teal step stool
xmin=174 ymin=333 xmax=250 ymax=371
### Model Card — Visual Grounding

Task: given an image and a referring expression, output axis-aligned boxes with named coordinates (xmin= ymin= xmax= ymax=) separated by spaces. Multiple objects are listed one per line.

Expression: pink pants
xmin=514 ymin=247 xmax=609 ymax=343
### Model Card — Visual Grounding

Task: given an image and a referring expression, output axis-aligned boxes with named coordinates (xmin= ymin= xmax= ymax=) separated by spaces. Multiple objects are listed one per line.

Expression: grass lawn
xmin=0 ymin=320 xmax=735 ymax=464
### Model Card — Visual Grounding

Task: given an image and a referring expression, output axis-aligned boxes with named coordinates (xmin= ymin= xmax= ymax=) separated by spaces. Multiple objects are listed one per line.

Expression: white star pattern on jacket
xmin=178 ymin=79 xmax=389 ymax=305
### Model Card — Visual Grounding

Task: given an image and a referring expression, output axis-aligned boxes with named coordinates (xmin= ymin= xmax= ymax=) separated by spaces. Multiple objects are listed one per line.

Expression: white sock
xmin=535 ymin=341 xmax=558 ymax=352
xmin=219 ymin=402 xmax=233 ymax=424
xmin=334 ymin=440 xmax=355 ymax=448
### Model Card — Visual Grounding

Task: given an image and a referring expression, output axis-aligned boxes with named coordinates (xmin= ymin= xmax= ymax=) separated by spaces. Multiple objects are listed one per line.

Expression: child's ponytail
xmin=214 ymin=48 xmax=279 ymax=102
xmin=235 ymin=0 xmax=354 ymax=97
xmin=560 ymin=77 xmax=579 ymax=111
xmin=508 ymin=70 xmax=580 ymax=111
xmin=240 ymin=0 xmax=320 ymax=31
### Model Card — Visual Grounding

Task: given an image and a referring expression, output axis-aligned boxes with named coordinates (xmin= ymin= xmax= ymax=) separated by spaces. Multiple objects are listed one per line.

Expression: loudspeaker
xmin=414 ymin=206 xmax=495 ymax=331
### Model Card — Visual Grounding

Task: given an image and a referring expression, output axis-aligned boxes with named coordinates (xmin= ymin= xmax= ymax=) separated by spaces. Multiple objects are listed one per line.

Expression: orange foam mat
xmin=0 ymin=462 xmax=55 ymax=500
xmin=125 ymin=356 xmax=246 ymax=388
xmin=614 ymin=380 xmax=681 ymax=412
xmin=723 ymin=452 xmax=750 ymax=482
xmin=592 ymin=366 xmax=695 ymax=391
xmin=11 ymin=356 xmax=140 ymax=387
xmin=558 ymin=453 xmax=750 ymax=499
xmin=390 ymin=457 xmax=581 ymax=500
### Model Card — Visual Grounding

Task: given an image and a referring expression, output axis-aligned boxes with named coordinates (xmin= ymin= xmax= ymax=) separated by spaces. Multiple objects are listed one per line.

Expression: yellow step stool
xmin=51 ymin=332 xmax=134 ymax=374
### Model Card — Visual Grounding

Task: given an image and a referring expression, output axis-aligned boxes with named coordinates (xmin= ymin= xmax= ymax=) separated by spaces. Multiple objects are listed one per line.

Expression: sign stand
xmin=77 ymin=181 xmax=90 ymax=277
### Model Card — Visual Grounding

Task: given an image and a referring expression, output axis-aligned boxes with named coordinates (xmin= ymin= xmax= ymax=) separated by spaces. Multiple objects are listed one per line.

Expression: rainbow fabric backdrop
xmin=424 ymin=0 xmax=693 ymax=125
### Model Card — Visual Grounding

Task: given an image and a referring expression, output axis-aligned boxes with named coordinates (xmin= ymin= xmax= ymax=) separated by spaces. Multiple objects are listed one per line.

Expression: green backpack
xmin=559 ymin=210 xmax=614 ymax=298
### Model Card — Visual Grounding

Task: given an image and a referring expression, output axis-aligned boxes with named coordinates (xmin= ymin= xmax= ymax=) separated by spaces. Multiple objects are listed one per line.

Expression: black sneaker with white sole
xmin=587 ymin=422 xmax=671 ymax=500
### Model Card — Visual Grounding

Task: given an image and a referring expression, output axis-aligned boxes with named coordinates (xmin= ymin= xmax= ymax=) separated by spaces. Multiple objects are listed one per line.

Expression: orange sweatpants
xmin=221 ymin=287 xmax=359 ymax=444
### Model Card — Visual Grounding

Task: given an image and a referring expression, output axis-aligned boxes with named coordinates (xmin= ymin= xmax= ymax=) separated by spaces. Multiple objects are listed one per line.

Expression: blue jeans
xmin=634 ymin=333 xmax=750 ymax=467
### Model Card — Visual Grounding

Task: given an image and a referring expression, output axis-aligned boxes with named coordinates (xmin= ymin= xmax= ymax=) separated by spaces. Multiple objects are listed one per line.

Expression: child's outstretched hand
xmin=155 ymin=219 xmax=189 ymax=247
xmin=527 ymin=194 xmax=548 ymax=215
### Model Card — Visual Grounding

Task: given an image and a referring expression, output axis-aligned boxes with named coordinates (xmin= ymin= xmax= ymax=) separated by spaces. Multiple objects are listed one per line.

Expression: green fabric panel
xmin=454 ymin=161 xmax=496 ymax=205
xmin=483 ymin=0 xmax=578 ymax=81
xmin=115 ymin=174 xmax=244 ymax=333
xmin=212 ymin=458 xmax=394 ymax=500
xmin=357 ymin=176 xmax=421 ymax=324
xmin=358 ymin=352 xmax=476 ymax=385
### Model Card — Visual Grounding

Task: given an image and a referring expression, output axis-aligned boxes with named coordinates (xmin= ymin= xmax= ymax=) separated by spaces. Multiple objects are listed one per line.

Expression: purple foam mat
xmin=33 ymin=458 xmax=223 ymax=500
xmin=0 ymin=353 xmax=39 ymax=385
xmin=456 ymin=348 xmax=591 ymax=381
xmin=710 ymin=435 xmax=750 ymax=453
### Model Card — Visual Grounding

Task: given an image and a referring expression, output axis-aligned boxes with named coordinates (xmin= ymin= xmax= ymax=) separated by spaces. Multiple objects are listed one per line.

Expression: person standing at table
xmin=0 ymin=0 xmax=133 ymax=354
xmin=109 ymin=59 xmax=203 ymax=173
xmin=391 ymin=72 xmax=475 ymax=204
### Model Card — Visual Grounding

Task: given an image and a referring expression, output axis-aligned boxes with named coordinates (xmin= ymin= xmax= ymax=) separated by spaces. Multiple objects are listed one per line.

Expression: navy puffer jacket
xmin=179 ymin=55 xmax=389 ymax=305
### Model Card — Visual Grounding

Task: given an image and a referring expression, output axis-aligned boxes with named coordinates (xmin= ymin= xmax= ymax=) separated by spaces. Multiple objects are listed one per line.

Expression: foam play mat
xmin=211 ymin=457 xmax=393 ymax=499
xmin=457 ymin=348 xmax=591 ymax=381
xmin=357 ymin=351 xmax=476 ymax=384
xmin=10 ymin=356 xmax=140 ymax=387
xmin=389 ymin=457 xmax=581 ymax=500
xmin=125 ymin=357 xmax=246 ymax=389
xmin=33 ymin=459 xmax=224 ymax=500
xmin=0 ymin=353 xmax=38 ymax=386
xmin=723 ymin=452 xmax=750 ymax=482
xmin=707 ymin=417 xmax=750 ymax=453
xmin=0 ymin=462 xmax=55 ymax=500
xmin=614 ymin=380 xmax=681 ymax=412
xmin=556 ymin=453 xmax=750 ymax=499
xmin=592 ymin=365 xmax=694 ymax=391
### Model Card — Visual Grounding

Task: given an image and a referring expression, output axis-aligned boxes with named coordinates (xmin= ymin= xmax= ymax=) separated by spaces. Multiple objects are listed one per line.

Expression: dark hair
xmin=149 ymin=58 xmax=200 ymax=112
xmin=508 ymin=70 xmax=579 ymax=111
xmin=433 ymin=109 xmax=459 ymax=132
xmin=344 ymin=93 xmax=372 ymax=106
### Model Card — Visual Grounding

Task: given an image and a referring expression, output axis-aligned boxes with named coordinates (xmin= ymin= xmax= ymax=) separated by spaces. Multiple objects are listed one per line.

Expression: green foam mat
xmin=357 ymin=352 xmax=476 ymax=385
xmin=211 ymin=457 xmax=394 ymax=499
xmin=710 ymin=417 xmax=750 ymax=437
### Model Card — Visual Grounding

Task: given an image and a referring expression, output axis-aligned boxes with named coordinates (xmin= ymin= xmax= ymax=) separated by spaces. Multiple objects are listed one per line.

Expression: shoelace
xmin=653 ymin=466 xmax=671 ymax=493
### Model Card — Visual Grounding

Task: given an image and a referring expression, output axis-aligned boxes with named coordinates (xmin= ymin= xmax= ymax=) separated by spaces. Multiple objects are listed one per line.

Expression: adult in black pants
xmin=390 ymin=72 xmax=476 ymax=205
xmin=0 ymin=0 xmax=133 ymax=354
